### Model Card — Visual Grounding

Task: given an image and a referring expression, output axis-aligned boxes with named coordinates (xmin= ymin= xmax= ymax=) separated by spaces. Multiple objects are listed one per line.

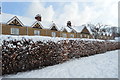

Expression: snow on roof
xmin=31 ymin=21 xmax=44 ymax=29
xmin=2 ymin=13 xmax=54 ymax=28
xmin=2 ymin=13 xmax=14 ymax=24
xmin=60 ymin=25 xmax=74 ymax=32
xmin=2 ymin=13 xmax=36 ymax=27
xmin=2 ymin=13 xmax=92 ymax=33
xmin=40 ymin=21 xmax=53 ymax=29
xmin=2 ymin=13 xmax=64 ymax=31
xmin=86 ymin=26 xmax=93 ymax=34
xmin=72 ymin=26 xmax=85 ymax=33
xmin=35 ymin=14 xmax=41 ymax=17
xmin=65 ymin=26 xmax=73 ymax=32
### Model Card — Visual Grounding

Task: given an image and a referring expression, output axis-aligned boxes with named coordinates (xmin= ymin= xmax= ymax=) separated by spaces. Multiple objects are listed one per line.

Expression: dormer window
xmin=50 ymin=23 xmax=58 ymax=31
xmin=51 ymin=26 xmax=58 ymax=31
xmin=34 ymin=30 xmax=40 ymax=35
xmin=62 ymin=33 xmax=67 ymax=38
xmin=33 ymin=23 xmax=42 ymax=29
xmin=51 ymin=32 xmax=56 ymax=37
xmin=11 ymin=28 xmax=19 ymax=35
xmin=63 ymin=28 xmax=67 ymax=32
xmin=7 ymin=16 xmax=24 ymax=26
xmin=70 ymin=34 xmax=74 ymax=38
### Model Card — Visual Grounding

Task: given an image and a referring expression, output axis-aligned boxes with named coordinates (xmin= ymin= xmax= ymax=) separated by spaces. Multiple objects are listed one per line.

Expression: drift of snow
xmin=2 ymin=50 xmax=118 ymax=78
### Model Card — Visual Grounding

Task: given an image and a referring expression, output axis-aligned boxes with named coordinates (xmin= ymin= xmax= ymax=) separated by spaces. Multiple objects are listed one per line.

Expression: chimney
xmin=35 ymin=14 xmax=41 ymax=21
xmin=67 ymin=21 xmax=71 ymax=27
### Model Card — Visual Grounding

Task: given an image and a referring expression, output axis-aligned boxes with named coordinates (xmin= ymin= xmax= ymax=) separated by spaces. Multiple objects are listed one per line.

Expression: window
xmin=11 ymin=28 xmax=19 ymax=35
xmin=62 ymin=33 xmax=67 ymax=38
xmin=87 ymin=35 xmax=90 ymax=38
xmin=80 ymin=34 xmax=82 ymax=38
xmin=51 ymin=32 xmax=56 ymax=37
xmin=70 ymin=34 xmax=74 ymax=38
xmin=34 ymin=30 xmax=40 ymax=35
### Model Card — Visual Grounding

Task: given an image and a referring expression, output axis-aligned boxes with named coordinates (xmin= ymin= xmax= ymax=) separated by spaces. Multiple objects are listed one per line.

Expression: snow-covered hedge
xmin=2 ymin=39 xmax=120 ymax=75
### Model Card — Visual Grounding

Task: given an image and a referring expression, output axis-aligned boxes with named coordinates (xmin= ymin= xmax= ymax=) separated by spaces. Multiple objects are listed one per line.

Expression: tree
xmin=89 ymin=23 xmax=106 ymax=39
xmin=111 ymin=27 xmax=118 ymax=38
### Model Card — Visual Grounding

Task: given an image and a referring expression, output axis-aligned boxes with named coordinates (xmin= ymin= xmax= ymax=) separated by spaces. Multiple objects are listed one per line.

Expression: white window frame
xmin=34 ymin=30 xmax=40 ymax=36
xmin=51 ymin=32 xmax=56 ymax=37
xmin=70 ymin=34 xmax=74 ymax=38
xmin=11 ymin=28 xmax=19 ymax=35
xmin=88 ymin=35 xmax=90 ymax=38
xmin=80 ymin=34 xmax=82 ymax=38
xmin=62 ymin=33 xmax=67 ymax=38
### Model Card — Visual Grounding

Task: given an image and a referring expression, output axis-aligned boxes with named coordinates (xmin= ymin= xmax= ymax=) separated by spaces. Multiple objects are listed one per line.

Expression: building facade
xmin=1 ymin=13 xmax=113 ymax=40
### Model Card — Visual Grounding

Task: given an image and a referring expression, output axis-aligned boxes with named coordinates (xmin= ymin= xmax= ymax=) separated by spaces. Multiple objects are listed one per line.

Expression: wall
xmin=2 ymin=24 xmax=112 ymax=40
xmin=2 ymin=24 xmax=27 ymax=35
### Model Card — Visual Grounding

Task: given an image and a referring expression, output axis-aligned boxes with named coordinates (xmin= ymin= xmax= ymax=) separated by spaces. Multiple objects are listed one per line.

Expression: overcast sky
xmin=2 ymin=0 xmax=119 ymax=26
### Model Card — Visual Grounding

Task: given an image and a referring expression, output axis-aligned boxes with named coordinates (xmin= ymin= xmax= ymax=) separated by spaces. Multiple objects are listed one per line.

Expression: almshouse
xmin=0 ymin=13 xmax=113 ymax=40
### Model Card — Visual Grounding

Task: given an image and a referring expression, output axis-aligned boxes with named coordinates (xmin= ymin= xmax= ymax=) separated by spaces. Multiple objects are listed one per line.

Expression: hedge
xmin=1 ymin=39 xmax=120 ymax=75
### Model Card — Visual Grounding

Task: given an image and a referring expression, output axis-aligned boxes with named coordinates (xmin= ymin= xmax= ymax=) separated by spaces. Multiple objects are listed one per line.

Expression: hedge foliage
xmin=2 ymin=39 xmax=120 ymax=75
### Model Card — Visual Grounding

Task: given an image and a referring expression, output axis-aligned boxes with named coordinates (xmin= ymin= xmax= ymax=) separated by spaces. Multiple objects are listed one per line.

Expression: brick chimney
xmin=67 ymin=21 xmax=71 ymax=27
xmin=35 ymin=14 xmax=41 ymax=21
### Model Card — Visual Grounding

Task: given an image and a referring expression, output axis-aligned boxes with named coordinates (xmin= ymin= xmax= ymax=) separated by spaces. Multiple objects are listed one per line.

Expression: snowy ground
xmin=2 ymin=50 xmax=119 ymax=78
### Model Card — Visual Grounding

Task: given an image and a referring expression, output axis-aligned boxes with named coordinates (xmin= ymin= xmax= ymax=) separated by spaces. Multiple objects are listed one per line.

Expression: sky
xmin=1 ymin=0 xmax=119 ymax=27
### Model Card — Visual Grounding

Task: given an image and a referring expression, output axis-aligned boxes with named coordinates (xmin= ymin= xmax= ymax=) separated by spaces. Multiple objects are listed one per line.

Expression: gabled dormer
xmin=7 ymin=16 xmax=24 ymax=26
xmin=50 ymin=23 xmax=59 ymax=31
xmin=32 ymin=21 xmax=43 ymax=29
xmin=81 ymin=26 xmax=90 ymax=34
xmin=71 ymin=29 xmax=77 ymax=33
xmin=62 ymin=28 xmax=68 ymax=33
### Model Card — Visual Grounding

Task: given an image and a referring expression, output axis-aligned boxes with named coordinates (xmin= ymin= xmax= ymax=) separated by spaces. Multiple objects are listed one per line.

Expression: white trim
xmin=11 ymin=28 xmax=19 ymax=35
xmin=31 ymin=21 xmax=43 ymax=29
xmin=7 ymin=16 xmax=24 ymax=26
xmin=51 ymin=32 xmax=56 ymax=37
xmin=49 ymin=23 xmax=59 ymax=31
xmin=70 ymin=34 xmax=74 ymax=38
xmin=71 ymin=29 xmax=77 ymax=33
xmin=62 ymin=33 xmax=67 ymax=38
xmin=34 ymin=30 xmax=40 ymax=36
xmin=61 ymin=28 xmax=68 ymax=32
xmin=80 ymin=34 xmax=82 ymax=38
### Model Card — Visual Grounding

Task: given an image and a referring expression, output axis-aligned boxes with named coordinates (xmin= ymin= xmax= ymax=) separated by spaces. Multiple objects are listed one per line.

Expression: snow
xmin=0 ymin=35 xmax=117 ymax=46
xmin=1 ymin=13 xmax=94 ymax=33
xmin=72 ymin=25 xmax=85 ymax=33
xmin=49 ymin=23 xmax=60 ymax=31
xmin=40 ymin=21 xmax=54 ymax=29
xmin=2 ymin=13 xmax=55 ymax=29
xmin=31 ymin=21 xmax=44 ymax=28
xmin=2 ymin=50 xmax=119 ymax=78
xmin=86 ymin=26 xmax=93 ymax=34
xmin=115 ymin=37 xmax=120 ymax=42
xmin=2 ymin=13 xmax=36 ymax=27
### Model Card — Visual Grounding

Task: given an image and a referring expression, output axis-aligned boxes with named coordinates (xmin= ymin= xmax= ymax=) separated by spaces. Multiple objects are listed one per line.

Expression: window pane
xmin=52 ymin=32 xmax=56 ymax=37
xmin=70 ymin=34 xmax=74 ymax=38
xmin=11 ymin=28 xmax=19 ymax=35
xmin=34 ymin=30 xmax=40 ymax=35
xmin=62 ymin=33 xmax=67 ymax=38
xmin=80 ymin=34 xmax=82 ymax=38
